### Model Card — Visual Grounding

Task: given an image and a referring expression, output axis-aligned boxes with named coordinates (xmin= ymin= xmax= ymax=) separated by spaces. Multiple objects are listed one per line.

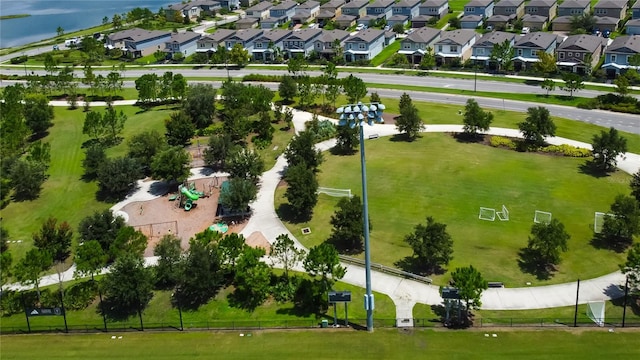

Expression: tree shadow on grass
xmin=453 ymin=132 xmax=484 ymax=143
xmin=276 ymin=203 xmax=310 ymax=224
xmin=394 ymin=256 xmax=446 ymax=277
xmin=388 ymin=133 xmax=413 ymax=142
xmin=517 ymin=247 xmax=553 ymax=281
xmin=589 ymin=232 xmax=632 ymax=253
xmin=578 ymin=161 xmax=610 ymax=179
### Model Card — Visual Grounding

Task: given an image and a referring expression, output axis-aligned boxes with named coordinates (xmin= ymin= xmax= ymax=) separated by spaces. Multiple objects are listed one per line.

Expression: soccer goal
xmin=587 ymin=301 xmax=605 ymax=327
xmin=497 ymin=205 xmax=509 ymax=221
xmin=479 ymin=207 xmax=496 ymax=221
xmin=594 ymin=212 xmax=614 ymax=233
xmin=317 ymin=187 xmax=353 ymax=198
xmin=534 ymin=210 xmax=552 ymax=224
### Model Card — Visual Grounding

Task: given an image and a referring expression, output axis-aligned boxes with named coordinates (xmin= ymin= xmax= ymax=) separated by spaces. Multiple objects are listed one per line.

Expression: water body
xmin=0 ymin=0 xmax=173 ymax=48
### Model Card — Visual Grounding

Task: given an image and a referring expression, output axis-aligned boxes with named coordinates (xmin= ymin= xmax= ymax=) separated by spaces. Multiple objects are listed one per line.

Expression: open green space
xmin=0 ymin=14 xmax=30 ymax=20
xmin=2 ymin=328 xmax=639 ymax=360
xmin=277 ymin=133 xmax=632 ymax=286
xmin=370 ymin=41 xmax=401 ymax=67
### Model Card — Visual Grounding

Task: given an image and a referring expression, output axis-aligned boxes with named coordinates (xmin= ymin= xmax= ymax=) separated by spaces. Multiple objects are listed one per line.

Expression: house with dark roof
xmin=460 ymin=14 xmax=484 ymax=29
xmin=463 ymin=0 xmax=495 ymax=18
xmin=283 ymin=28 xmax=324 ymax=58
xmin=236 ymin=17 xmax=259 ymax=29
xmin=434 ymin=29 xmax=480 ymax=64
xmin=419 ymin=0 xmax=449 ymax=19
xmin=471 ymin=31 xmax=516 ymax=66
xmin=166 ymin=2 xmax=202 ymax=21
xmin=343 ymin=28 xmax=386 ymax=62
xmin=106 ymin=28 xmax=172 ymax=58
xmin=627 ymin=18 xmax=640 ymax=35
xmin=602 ymin=35 xmax=640 ymax=75
xmin=313 ymin=29 xmax=350 ymax=59
xmin=261 ymin=16 xmax=288 ymax=29
xmin=512 ymin=31 xmax=558 ymax=70
xmin=552 ymin=0 xmax=591 ymax=31
xmin=246 ymin=1 xmax=273 ymax=19
xmin=522 ymin=14 xmax=549 ymax=31
xmin=556 ymin=34 xmax=607 ymax=73
xmin=292 ymin=1 xmax=320 ymax=24
xmin=485 ymin=14 xmax=512 ymax=30
xmin=399 ymin=27 xmax=441 ymax=64
xmin=411 ymin=15 xmax=435 ymax=28
xmin=252 ymin=29 xmax=292 ymax=61
xmin=392 ymin=0 xmax=421 ymax=20
xmin=270 ymin=0 xmax=298 ymax=21
xmin=594 ymin=15 xmax=620 ymax=32
xmin=366 ymin=0 xmax=395 ymax=21
xmin=335 ymin=14 xmax=357 ymax=28
xmin=196 ymin=29 xmax=235 ymax=53
xmin=218 ymin=0 xmax=240 ymax=10
xmin=225 ymin=28 xmax=264 ymax=52
xmin=342 ymin=0 xmax=369 ymax=19
xmin=524 ymin=0 xmax=558 ymax=19
xmin=388 ymin=15 xmax=410 ymax=28
xmin=493 ymin=0 xmax=525 ymax=19
xmin=165 ymin=32 xmax=202 ymax=58
xmin=633 ymin=1 xmax=640 ymax=19
xmin=593 ymin=0 xmax=627 ymax=20
xmin=317 ymin=0 xmax=346 ymax=25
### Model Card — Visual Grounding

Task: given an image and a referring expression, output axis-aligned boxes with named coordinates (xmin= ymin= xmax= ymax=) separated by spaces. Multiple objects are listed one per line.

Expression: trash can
xmin=321 ymin=320 xmax=328 ymax=328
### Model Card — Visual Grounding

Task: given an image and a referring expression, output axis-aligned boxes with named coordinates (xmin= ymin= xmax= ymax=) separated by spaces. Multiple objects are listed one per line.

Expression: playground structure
xmin=172 ymin=181 xmax=214 ymax=211
xmin=133 ymin=220 xmax=179 ymax=240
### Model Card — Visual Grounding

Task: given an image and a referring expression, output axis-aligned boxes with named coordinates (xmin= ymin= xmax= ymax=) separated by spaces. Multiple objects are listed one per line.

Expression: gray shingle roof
xmin=422 ymin=0 xmax=448 ymax=7
xmin=394 ymin=0 xmax=421 ymax=8
xmin=369 ymin=0 xmax=395 ymax=8
xmin=257 ymin=29 xmax=293 ymax=42
xmin=272 ymin=0 xmax=297 ymax=10
xmin=593 ymin=0 xmax=626 ymax=9
xmin=526 ymin=0 xmax=557 ymax=7
xmin=231 ymin=29 xmax=263 ymax=41
xmin=201 ymin=29 xmax=235 ymax=43
xmin=343 ymin=0 xmax=369 ymax=9
xmin=345 ymin=28 xmax=385 ymax=43
xmin=317 ymin=29 xmax=350 ymax=43
xmin=286 ymin=28 xmax=323 ymax=42
xmin=473 ymin=31 xmax=516 ymax=47
xmin=514 ymin=31 xmax=557 ymax=48
xmin=465 ymin=0 xmax=494 ymax=7
xmin=298 ymin=1 xmax=320 ymax=10
xmin=494 ymin=0 xmax=524 ymax=8
xmin=557 ymin=34 xmax=605 ymax=52
xmin=606 ymin=35 xmax=640 ymax=53
xmin=438 ymin=29 xmax=479 ymax=46
xmin=404 ymin=26 xmax=441 ymax=43
xmin=558 ymin=0 xmax=590 ymax=9
xmin=246 ymin=1 xmax=273 ymax=12
xmin=108 ymin=28 xmax=171 ymax=43
xmin=167 ymin=32 xmax=201 ymax=45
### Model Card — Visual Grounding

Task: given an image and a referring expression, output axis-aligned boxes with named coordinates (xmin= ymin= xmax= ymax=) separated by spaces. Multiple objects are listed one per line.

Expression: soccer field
xmin=2 ymin=328 xmax=639 ymax=359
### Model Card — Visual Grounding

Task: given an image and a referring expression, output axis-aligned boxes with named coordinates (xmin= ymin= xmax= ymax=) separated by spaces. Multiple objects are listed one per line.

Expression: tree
xmin=334 ymin=123 xmax=359 ymax=155
xmin=165 ymin=111 xmax=195 ymax=146
xmin=171 ymin=74 xmax=188 ymax=100
xmin=229 ymin=43 xmax=250 ymax=66
xmin=226 ymin=148 xmax=265 ymax=184
xmin=135 ymin=73 xmax=159 ymax=105
xmin=14 ymin=248 xmax=52 ymax=303
xmin=591 ymin=127 xmax=628 ymax=172
xmin=151 ymin=146 xmax=191 ymax=183
xmin=419 ymin=47 xmax=436 ymax=70
xmin=518 ymin=106 xmax=556 ymax=148
xmin=56 ymin=26 xmax=64 ymax=37
xmin=570 ymin=13 xmax=596 ymax=34
xmin=173 ymin=237 xmax=223 ymax=309
xmin=24 ymin=94 xmax=54 ymax=135
xmin=97 ymin=157 xmax=141 ymax=200
xmin=153 ymin=234 xmax=183 ymax=289
xmin=0 ymin=228 xmax=12 ymax=286
xmin=127 ymin=130 xmax=167 ymax=175
xmin=297 ymin=75 xmax=319 ymax=109
xmin=403 ymin=216 xmax=454 ymax=275
xmin=396 ymin=93 xmax=424 ymax=141
xmin=534 ymin=52 xmax=557 ymax=76
xmin=343 ymin=75 xmax=367 ymax=104
xmin=101 ymin=253 xmax=154 ymax=320
xmin=83 ymin=110 xmax=106 ymax=141
xmin=462 ymin=98 xmax=493 ymax=138
xmin=285 ymin=163 xmax=319 ymax=221
xmin=287 ymin=55 xmax=308 ymax=77
xmin=74 ymin=240 xmax=107 ymax=281
xmin=620 ymin=243 xmax=640 ymax=295
xmin=101 ymin=106 xmax=127 ymax=144
xmin=392 ymin=23 xmax=406 ymax=34
xmin=219 ymin=177 xmax=257 ymax=214
xmin=541 ymin=78 xmax=556 ymax=97
xmin=561 ymin=72 xmax=584 ymax=98
xmin=112 ymin=14 xmax=123 ymax=29
xmin=8 ymin=158 xmax=47 ymax=201
xmin=44 ymin=53 xmax=58 ymax=78
xmin=0 ymin=84 xmax=30 ymax=157
xmin=82 ymin=144 xmax=106 ymax=180
xmin=304 ymin=243 xmax=345 ymax=291
xmin=285 ymin=131 xmax=323 ymax=172
xmin=218 ymin=233 xmax=246 ymax=270
xmin=631 ymin=170 xmax=640 ymax=203
xmin=254 ymin=110 xmax=275 ymax=143
xmin=598 ymin=195 xmax=640 ymax=250
xmin=614 ymin=75 xmax=630 ymax=96
xmin=105 ymin=71 xmax=123 ymax=100
xmin=524 ymin=219 xmax=570 ymax=270
xmin=203 ymin=132 xmax=234 ymax=169
xmin=327 ymin=195 xmax=369 ymax=254
xmin=33 ymin=217 xmax=73 ymax=263
xmin=279 ymin=75 xmax=298 ymax=103
xmin=109 ymin=226 xmax=148 ymax=260
xmin=183 ymin=84 xmax=216 ymax=129
xmin=489 ymin=39 xmax=514 ymax=72
xmin=270 ymin=234 xmax=305 ymax=302
xmin=450 ymin=265 xmax=488 ymax=317
xmin=232 ymin=246 xmax=271 ymax=310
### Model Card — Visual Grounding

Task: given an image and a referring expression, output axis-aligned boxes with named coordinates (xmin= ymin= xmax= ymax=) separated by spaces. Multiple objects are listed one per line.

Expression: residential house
xmin=343 ymin=28 xmax=386 ymax=62
xmin=463 ymin=0 xmax=495 ymax=18
xmin=193 ymin=0 xmax=222 ymax=15
xmin=166 ymin=3 xmax=202 ymax=22
xmin=165 ymin=32 xmax=202 ymax=59
xmin=342 ymin=0 xmax=369 ymax=19
xmin=388 ymin=15 xmax=410 ymax=27
xmin=384 ymin=30 xmax=397 ymax=46
xmin=335 ymin=15 xmax=357 ymax=28
xmin=196 ymin=29 xmax=235 ymax=53
xmin=392 ymin=0 xmax=421 ymax=20
xmin=493 ymin=0 xmax=525 ymax=19
xmin=252 ymin=29 xmax=292 ymax=61
xmin=236 ymin=17 xmax=259 ymax=29
xmin=317 ymin=0 xmax=346 ymax=25
xmin=486 ymin=15 xmax=513 ymax=30
xmin=283 ymin=28 xmax=323 ymax=58
xmin=225 ymin=28 xmax=264 ymax=53
xmin=555 ymin=34 xmax=607 ymax=73
xmin=106 ymin=28 xmax=172 ymax=58
xmin=460 ymin=14 xmax=484 ymax=29
xmin=524 ymin=0 xmax=557 ymax=20
xmin=270 ymin=0 xmax=298 ymax=21
xmin=593 ymin=0 xmax=627 ymax=20
xmin=595 ymin=16 xmax=620 ymax=32
xmin=471 ymin=31 xmax=516 ymax=67
xmin=399 ymin=26 xmax=441 ymax=64
xmin=434 ymin=29 xmax=480 ymax=65
xmin=512 ymin=31 xmax=558 ymax=70
xmin=602 ymin=35 xmax=640 ymax=75
xmin=313 ymin=29 xmax=350 ymax=59
xmin=366 ymin=0 xmax=395 ymax=22
xmin=218 ymin=0 xmax=240 ymax=10
xmin=419 ymin=0 xmax=449 ymax=19
xmin=552 ymin=0 xmax=591 ymax=31
xmin=246 ymin=1 xmax=273 ymax=19
xmin=627 ymin=18 xmax=640 ymax=35
xmin=292 ymin=1 xmax=321 ymax=25
xmin=522 ymin=14 xmax=549 ymax=31
xmin=633 ymin=1 xmax=640 ymax=19
xmin=260 ymin=16 xmax=287 ymax=29
xmin=411 ymin=15 xmax=435 ymax=28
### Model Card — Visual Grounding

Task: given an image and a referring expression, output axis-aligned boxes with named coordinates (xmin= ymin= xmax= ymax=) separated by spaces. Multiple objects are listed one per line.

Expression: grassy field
xmin=370 ymin=41 xmax=401 ymax=67
xmin=2 ymin=328 xmax=640 ymax=359
xmin=276 ymin=133 xmax=632 ymax=286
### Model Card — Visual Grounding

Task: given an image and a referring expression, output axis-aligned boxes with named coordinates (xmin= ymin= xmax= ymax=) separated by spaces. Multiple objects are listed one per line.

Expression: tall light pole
xmin=336 ymin=101 xmax=385 ymax=332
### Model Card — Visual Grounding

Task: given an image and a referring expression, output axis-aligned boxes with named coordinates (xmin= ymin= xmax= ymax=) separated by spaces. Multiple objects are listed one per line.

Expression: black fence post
xmin=573 ymin=279 xmax=580 ymax=327
xmin=98 ymin=285 xmax=108 ymax=332
xmin=21 ymin=292 xmax=31 ymax=334
xmin=60 ymin=291 xmax=68 ymax=333
xmin=622 ymin=276 xmax=629 ymax=328
xmin=178 ymin=305 xmax=184 ymax=331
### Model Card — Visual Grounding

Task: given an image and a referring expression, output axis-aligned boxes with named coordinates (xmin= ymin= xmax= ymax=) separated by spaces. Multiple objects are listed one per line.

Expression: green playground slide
xmin=180 ymin=186 xmax=199 ymax=201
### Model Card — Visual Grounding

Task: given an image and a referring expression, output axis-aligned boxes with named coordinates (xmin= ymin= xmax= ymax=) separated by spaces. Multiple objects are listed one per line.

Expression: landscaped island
xmin=0 ymin=14 xmax=30 ymax=20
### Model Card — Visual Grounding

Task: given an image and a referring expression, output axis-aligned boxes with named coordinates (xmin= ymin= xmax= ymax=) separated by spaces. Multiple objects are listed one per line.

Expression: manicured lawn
xmin=2 ymin=328 xmax=640 ymax=359
xmin=448 ymin=0 xmax=468 ymax=11
xmin=276 ymin=133 xmax=632 ymax=286
xmin=370 ymin=41 xmax=401 ymax=67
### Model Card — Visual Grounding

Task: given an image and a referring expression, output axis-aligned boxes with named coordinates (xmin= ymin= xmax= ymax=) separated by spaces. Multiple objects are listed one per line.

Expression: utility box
xmin=321 ymin=319 xmax=328 ymax=328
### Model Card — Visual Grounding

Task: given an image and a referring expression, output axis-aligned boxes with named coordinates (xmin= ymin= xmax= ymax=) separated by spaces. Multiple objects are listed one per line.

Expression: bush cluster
xmin=10 ymin=55 xmax=28 ymax=64
xmin=578 ymin=94 xmax=640 ymax=114
xmin=540 ymin=144 xmax=591 ymax=157
xmin=489 ymin=136 xmax=517 ymax=149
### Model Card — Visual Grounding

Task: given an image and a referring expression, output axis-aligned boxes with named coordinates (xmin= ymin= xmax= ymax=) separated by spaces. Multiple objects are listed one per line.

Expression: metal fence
xmin=338 ymin=255 xmax=432 ymax=284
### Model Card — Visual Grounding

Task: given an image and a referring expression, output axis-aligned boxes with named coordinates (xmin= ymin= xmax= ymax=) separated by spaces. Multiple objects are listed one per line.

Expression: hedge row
xmin=489 ymin=136 xmax=591 ymax=157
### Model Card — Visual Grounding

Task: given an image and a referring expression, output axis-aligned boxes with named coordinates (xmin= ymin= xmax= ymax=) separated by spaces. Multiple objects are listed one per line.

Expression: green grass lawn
xmin=370 ymin=41 xmax=401 ymax=67
xmin=2 ymin=328 xmax=639 ymax=360
xmin=276 ymin=133 xmax=632 ymax=286
xmin=448 ymin=0 xmax=468 ymax=12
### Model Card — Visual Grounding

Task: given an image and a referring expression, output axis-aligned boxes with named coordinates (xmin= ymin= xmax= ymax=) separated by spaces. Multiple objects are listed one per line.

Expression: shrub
xmin=0 ymin=290 xmax=22 ymax=316
xmin=10 ymin=55 xmax=28 ymax=64
xmin=64 ymin=280 xmax=99 ymax=310
xmin=489 ymin=136 xmax=517 ymax=149
xmin=540 ymin=144 xmax=591 ymax=157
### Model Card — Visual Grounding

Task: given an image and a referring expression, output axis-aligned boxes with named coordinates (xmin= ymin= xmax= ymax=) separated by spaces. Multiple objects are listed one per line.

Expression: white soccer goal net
xmin=594 ymin=212 xmax=614 ymax=233
xmin=534 ymin=210 xmax=552 ymax=224
xmin=497 ymin=205 xmax=509 ymax=221
xmin=587 ymin=301 xmax=605 ymax=327
xmin=317 ymin=187 xmax=353 ymax=198
xmin=479 ymin=207 xmax=496 ymax=221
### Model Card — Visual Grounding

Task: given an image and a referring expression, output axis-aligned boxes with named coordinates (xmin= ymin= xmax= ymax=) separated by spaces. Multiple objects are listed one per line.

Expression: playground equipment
xmin=178 ymin=184 xmax=200 ymax=211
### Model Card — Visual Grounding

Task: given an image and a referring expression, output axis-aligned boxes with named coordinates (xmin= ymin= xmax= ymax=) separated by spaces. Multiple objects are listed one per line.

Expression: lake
xmin=0 ymin=0 xmax=173 ymax=48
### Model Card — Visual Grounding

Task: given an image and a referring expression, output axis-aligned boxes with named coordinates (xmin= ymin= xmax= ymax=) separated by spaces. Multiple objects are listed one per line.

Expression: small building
xmin=463 ymin=0 xmax=495 ymax=18
xmin=411 ymin=15 xmax=434 ymax=28
xmin=524 ymin=0 xmax=558 ymax=19
xmin=593 ymin=0 xmax=627 ymax=21
xmin=106 ymin=28 xmax=172 ymax=58
xmin=627 ymin=19 xmax=640 ymax=36
xmin=164 ymin=32 xmax=202 ymax=59
xmin=485 ymin=15 xmax=512 ymax=31
xmin=471 ymin=31 xmax=516 ymax=67
xmin=313 ymin=29 xmax=350 ymax=59
xmin=252 ymin=29 xmax=292 ymax=61
xmin=602 ymin=35 xmax=640 ymax=76
xmin=387 ymin=15 xmax=410 ymax=28
xmin=557 ymin=0 xmax=591 ymax=17
xmin=236 ymin=17 xmax=259 ymax=29
xmin=493 ymin=0 xmax=525 ymax=19
xmin=521 ymin=14 xmax=548 ymax=31
xmin=367 ymin=0 xmax=395 ymax=21
xmin=342 ymin=0 xmax=369 ymax=19
xmin=392 ymin=0 xmax=421 ymax=20
xmin=283 ymin=28 xmax=324 ymax=58
xmin=399 ymin=26 xmax=441 ymax=64
xmin=512 ymin=31 xmax=558 ymax=71
xmin=633 ymin=1 xmax=640 ymax=19
xmin=196 ymin=29 xmax=235 ymax=53
xmin=460 ymin=14 xmax=484 ymax=29
xmin=343 ymin=28 xmax=386 ymax=62
xmin=246 ymin=1 xmax=273 ymax=19
xmin=594 ymin=16 xmax=620 ymax=32
xmin=434 ymin=29 xmax=480 ymax=65
xmin=270 ymin=0 xmax=298 ymax=21
xmin=335 ymin=14 xmax=357 ymax=29
xmin=225 ymin=28 xmax=264 ymax=53
xmin=419 ymin=0 xmax=449 ymax=19
xmin=556 ymin=34 xmax=607 ymax=74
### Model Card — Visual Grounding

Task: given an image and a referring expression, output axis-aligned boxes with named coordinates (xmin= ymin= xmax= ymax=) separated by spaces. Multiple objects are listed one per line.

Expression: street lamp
xmin=336 ymin=101 xmax=386 ymax=332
